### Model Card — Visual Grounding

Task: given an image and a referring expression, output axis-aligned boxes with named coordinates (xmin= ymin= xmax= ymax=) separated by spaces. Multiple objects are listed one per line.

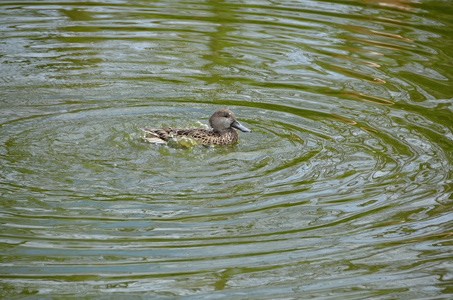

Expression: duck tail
xmin=140 ymin=128 xmax=167 ymax=144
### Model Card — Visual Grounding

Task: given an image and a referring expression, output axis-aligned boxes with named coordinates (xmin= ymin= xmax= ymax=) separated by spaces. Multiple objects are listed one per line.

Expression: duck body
xmin=141 ymin=109 xmax=251 ymax=146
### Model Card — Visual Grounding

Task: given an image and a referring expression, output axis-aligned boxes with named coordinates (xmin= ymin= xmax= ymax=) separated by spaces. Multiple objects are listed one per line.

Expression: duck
xmin=141 ymin=109 xmax=251 ymax=146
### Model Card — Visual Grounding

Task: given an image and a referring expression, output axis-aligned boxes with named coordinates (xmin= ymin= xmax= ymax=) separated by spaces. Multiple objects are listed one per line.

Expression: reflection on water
xmin=1 ymin=0 xmax=452 ymax=298
xmin=364 ymin=0 xmax=420 ymax=12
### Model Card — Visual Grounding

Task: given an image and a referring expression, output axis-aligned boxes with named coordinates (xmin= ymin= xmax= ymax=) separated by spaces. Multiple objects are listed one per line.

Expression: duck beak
xmin=232 ymin=120 xmax=252 ymax=132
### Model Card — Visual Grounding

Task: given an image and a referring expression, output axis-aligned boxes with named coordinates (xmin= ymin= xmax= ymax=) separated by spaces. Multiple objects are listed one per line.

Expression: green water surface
xmin=1 ymin=0 xmax=452 ymax=298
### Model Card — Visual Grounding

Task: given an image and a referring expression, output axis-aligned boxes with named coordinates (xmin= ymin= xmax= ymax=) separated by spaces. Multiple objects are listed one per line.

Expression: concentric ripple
xmin=1 ymin=0 xmax=452 ymax=298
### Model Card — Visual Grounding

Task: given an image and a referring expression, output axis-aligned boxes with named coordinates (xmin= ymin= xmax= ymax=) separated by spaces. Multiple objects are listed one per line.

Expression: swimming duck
xmin=141 ymin=109 xmax=251 ymax=146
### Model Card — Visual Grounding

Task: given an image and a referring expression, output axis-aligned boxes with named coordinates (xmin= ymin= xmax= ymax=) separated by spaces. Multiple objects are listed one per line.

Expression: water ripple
xmin=1 ymin=0 xmax=452 ymax=298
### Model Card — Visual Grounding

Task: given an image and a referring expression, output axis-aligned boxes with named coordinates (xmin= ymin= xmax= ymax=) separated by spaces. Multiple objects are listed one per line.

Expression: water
xmin=1 ymin=0 xmax=452 ymax=298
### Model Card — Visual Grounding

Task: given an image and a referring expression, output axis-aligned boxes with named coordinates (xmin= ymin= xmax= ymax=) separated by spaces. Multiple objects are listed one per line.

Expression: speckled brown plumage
xmin=141 ymin=109 xmax=251 ymax=146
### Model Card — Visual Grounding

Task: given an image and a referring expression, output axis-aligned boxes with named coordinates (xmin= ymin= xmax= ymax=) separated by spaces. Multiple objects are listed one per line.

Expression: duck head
xmin=209 ymin=109 xmax=252 ymax=133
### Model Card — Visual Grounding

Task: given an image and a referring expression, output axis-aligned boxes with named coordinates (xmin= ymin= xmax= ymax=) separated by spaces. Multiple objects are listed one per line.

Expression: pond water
xmin=1 ymin=0 xmax=452 ymax=298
